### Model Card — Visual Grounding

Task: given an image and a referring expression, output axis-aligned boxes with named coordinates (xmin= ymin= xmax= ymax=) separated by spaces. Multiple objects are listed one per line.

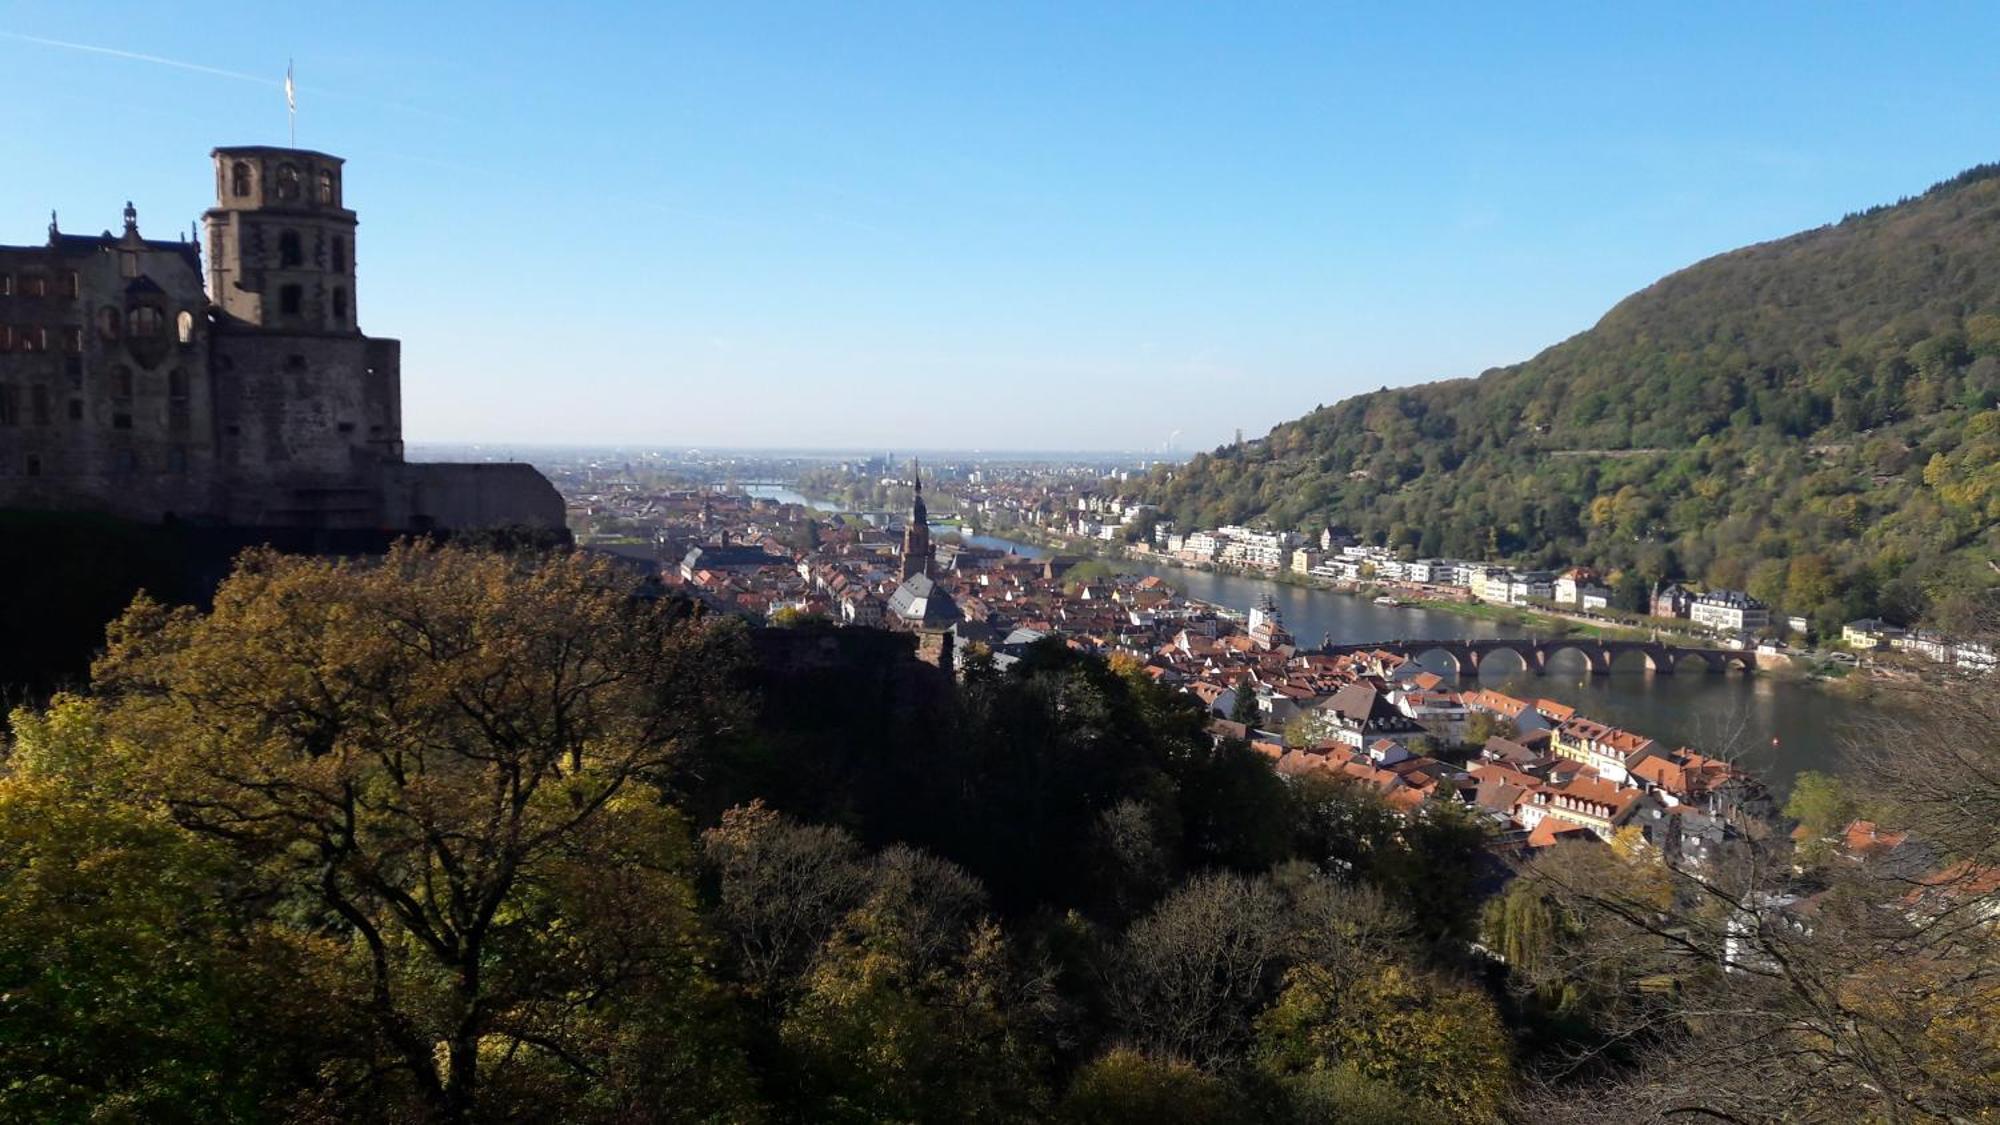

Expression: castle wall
xmin=384 ymin=462 xmax=565 ymax=531
xmin=0 ymin=230 xmax=222 ymax=520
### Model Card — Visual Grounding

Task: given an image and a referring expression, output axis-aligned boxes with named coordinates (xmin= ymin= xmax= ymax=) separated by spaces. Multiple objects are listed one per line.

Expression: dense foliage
xmin=1146 ymin=165 xmax=2000 ymax=630
xmin=0 ymin=545 xmax=1502 ymax=1123
xmin=2 ymin=545 xmax=1993 ymax=1122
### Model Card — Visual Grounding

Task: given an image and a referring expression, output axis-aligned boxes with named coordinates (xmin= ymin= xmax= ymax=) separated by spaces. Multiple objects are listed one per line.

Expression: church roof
xmin=888 ymin=572 xmax=961 ymax=627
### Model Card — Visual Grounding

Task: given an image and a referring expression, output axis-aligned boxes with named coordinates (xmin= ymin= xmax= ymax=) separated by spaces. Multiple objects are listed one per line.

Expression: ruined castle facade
xmin=0 ymin=146 xmax=562 ymax=532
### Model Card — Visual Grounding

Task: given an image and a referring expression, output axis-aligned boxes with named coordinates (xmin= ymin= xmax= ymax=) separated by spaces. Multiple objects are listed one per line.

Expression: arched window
xmin=232 ymin=161 xmax=253 ymax=197
xmin=127 ymin=306 xmax=164 ymax=338
xmin=317 ymin=169 xmax=336 ymax=205
xmin=332 ymin=287 xmax=349 ymax=322
xmin=331 ymin=236 xmax=348 ymax=272
xmin=279 ymin=229 xmax=302 ymax=267
xmin=176 ymin=310 xmax=195 ymax=344
xmin=275 ymin=164 xmax=301 ymax=201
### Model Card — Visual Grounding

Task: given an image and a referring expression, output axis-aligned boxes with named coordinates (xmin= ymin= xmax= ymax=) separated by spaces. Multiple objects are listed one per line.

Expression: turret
xmin=202 ymin=146 xmax=357 ymax=332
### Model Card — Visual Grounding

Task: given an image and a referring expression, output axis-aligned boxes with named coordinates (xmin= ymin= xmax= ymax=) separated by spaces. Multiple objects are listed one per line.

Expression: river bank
xmin=760 ymin=496 xmax=1895 ymax=788
xmin=969 ymin=522 xmax=1733 ymax=651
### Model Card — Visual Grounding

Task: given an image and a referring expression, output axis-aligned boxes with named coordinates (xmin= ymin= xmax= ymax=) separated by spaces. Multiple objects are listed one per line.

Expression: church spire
xmin=900 ymin=458 xmax=932 ymax=580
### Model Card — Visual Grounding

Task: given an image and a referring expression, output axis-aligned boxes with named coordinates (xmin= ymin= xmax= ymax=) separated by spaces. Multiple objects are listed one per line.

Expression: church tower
xmin=900 ymin=459 xmax=932 ymax=580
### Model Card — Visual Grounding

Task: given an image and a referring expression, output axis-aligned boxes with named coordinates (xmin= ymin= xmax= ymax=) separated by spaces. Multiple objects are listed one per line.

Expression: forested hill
xmin=1146 ymin=164 xmax=2000 ymax=630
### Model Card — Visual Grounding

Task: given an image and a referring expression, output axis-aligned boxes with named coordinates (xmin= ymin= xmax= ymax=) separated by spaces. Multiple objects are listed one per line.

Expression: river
xmin=747 ymin=487 xmax=1880 ymax=791
xmin=1138 ymin=556 xmax=1888 ymax=792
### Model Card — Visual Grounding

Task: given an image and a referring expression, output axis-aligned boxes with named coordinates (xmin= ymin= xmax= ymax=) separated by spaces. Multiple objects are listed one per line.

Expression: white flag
xmin=285 ymin=60 xmax=295 ymax=113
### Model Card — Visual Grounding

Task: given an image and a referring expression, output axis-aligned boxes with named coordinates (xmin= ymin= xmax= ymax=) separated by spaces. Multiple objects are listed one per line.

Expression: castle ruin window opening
xmin=176 ymin=311 xmax=194 ymax=344
xmin=276 ymin=164 xmax=301 ymax=202
xmin=332 ymin=287 xmax=348 ymax=322
xmin=280 ymin=285 xmax=302 ymax=316
xmin=127 ymin=306 xmax=163 ymax=339
xmin=317 ymin=169 xmax=336 ymax=205
xmin=231 ymin=161 xmax=253 ymax=197
xmin=280 ymin=230 xmax=302 ymax=267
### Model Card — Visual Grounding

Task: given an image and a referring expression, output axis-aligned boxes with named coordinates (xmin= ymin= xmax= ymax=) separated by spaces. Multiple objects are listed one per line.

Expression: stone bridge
xmin=1317 ymin=637 xmax=1756 ymax=676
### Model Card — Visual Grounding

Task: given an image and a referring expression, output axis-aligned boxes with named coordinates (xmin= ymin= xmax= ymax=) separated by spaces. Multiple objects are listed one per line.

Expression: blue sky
xmin=6 ymin=2 xmax=1999 ymax=452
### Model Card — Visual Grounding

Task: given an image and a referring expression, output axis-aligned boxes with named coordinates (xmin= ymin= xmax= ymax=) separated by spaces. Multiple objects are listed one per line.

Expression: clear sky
xmin=6 ymin=2 xmax=1999 ymax=452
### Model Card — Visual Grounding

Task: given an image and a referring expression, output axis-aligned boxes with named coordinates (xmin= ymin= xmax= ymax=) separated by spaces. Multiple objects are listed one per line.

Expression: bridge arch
xmin=1471 ymin=640 xmax=1537 ymax=677
xmin=1410 ymin=645 xmax=1471 ymax=678
xmin=1541 ymin=640 xmax=1612 ymax=676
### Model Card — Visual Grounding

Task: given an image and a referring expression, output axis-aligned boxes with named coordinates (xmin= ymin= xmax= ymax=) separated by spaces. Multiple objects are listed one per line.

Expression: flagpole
xmin=286 ymin=58 xmax=296 ymax=147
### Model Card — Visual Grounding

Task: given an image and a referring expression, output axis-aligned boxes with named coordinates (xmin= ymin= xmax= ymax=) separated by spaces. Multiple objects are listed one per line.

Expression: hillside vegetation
xmin=1147 ymin=165 xmax=2000 ymax=630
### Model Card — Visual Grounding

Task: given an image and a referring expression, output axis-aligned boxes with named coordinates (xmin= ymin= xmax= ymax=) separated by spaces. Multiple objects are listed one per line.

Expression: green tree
xmin=1228 ymin=683 xmax=1261 ymax=728
xmin=1058 ymin=1048 xmax=1246 ymax=1125
xmin=779 ymin=845 xmax=1052 ymax=1123
xmin=1784 ymin=770 xmax=1858 ymax=865
xmin=1254 ymin=962 xmax=1510 ymax=1122
xmin=0 ymin=697 xmax=326 ymax=1122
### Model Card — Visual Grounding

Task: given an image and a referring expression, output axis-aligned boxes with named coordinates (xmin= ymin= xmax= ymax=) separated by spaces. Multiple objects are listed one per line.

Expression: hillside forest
xmin=1145 ymin=165 xmax=2000 ymax=633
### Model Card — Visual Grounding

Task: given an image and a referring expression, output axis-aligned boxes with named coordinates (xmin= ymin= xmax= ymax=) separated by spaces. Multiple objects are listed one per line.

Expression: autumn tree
xmin=778 ymin=843 xmax=1055 ymax=1123
xmin=0 ymin=697 xmax=338 ymax=1122
xmin=1057 ymin=1048 xmax=1247 ymax=1124
xmin=89 ymin=542 xmax=755 ymax=1122
xmin=1254 ymin=961 xmax=1511 ymax=1122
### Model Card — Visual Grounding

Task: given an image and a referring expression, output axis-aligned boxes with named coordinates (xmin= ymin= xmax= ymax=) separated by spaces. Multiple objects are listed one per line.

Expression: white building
xmin=1691 ymin=590 xmax=1770 ymax=634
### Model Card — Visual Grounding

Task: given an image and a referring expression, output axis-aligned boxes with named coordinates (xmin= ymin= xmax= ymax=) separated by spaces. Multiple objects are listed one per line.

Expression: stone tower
xmin=205 ymin=147 xmax=357 ymax=332
xmin=203 ymin=146 xmax=402 ymax=525
xmin=900 ymin=459 xmax=932 ymax=580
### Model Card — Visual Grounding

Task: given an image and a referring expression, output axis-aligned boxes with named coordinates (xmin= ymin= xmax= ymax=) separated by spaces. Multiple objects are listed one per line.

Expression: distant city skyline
xmin=7 ymin=3 xmax=2000 ymax=450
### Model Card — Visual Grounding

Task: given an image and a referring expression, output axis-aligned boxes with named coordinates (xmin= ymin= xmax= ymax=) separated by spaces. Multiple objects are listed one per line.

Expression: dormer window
xmin=276 ymin=163 xmax=301 ymax=201
xmin=232 ymin=161 xmax=253 ymax=198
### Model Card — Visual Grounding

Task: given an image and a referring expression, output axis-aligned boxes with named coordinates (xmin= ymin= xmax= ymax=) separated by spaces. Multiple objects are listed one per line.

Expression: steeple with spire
xmin=900 ymin=459 xmax=932 ymax=580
